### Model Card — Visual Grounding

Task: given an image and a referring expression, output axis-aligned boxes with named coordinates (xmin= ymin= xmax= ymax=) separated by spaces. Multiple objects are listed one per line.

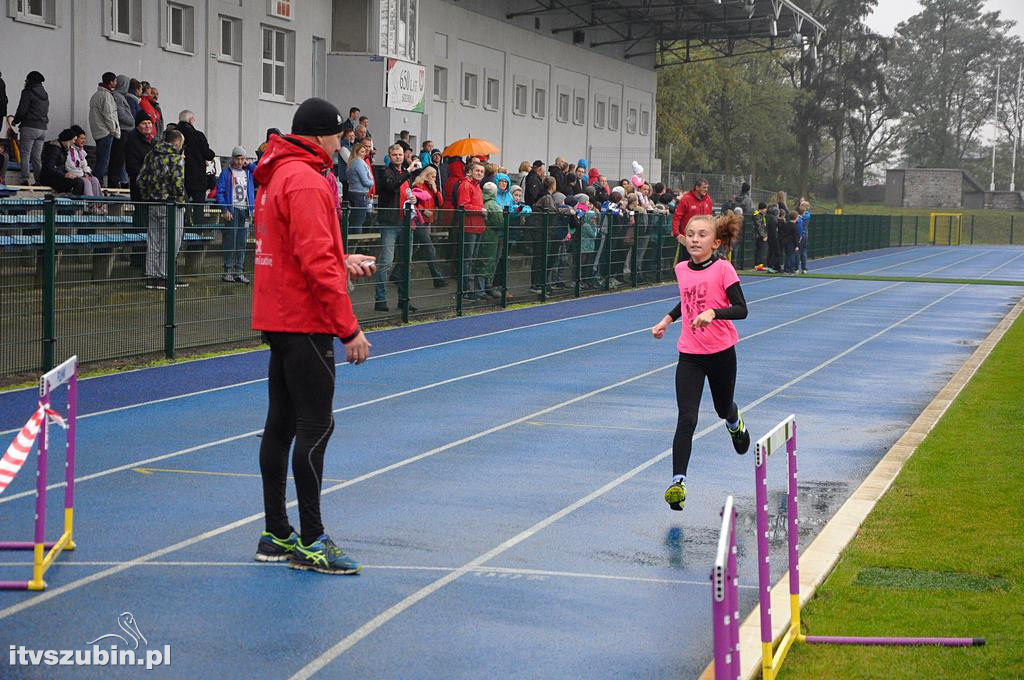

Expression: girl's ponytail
xmin=715 ymin=212 xmax=743 ymax=250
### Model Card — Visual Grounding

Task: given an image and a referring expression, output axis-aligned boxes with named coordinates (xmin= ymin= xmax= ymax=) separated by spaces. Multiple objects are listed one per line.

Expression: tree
xmin=891 ymin=0 xmax=1014 ymax=168
xmin=843 ymin=36 xmax=900 ymax=189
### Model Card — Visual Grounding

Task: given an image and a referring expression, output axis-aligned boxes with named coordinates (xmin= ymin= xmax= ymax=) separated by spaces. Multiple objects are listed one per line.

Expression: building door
xmin=312 ymin=37 xmax=326 ymax=99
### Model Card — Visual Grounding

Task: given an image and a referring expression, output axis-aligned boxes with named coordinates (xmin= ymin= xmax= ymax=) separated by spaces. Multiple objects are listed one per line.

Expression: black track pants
xmin=672 ymin=347 xmax=738 ymax=476
xmin=259 ymin=332 xmax=336 ymax=544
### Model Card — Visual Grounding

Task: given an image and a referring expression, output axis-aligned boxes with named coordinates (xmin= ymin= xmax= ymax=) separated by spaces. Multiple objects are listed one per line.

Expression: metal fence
xmin=3 ymin=196 xmax=1021 ymax=379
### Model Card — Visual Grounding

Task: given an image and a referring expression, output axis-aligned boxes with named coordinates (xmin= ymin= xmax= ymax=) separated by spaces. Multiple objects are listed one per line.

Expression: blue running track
xmin=0 ymin=245 xmax=1021 ymax=679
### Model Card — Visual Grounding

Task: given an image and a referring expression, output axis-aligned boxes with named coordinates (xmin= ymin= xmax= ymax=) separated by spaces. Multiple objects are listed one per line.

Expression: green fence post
xmin=573 ymin=213 xmax=583 ymax=298
xmin=947 ymin=216 xmax=953 ymax=246
xmin=501 ymin=208 xmax=510 ymax=308
xmin=456 ymin=208 xmax=465 ymax=317
xmin=164 ymin=203 xmax=177 ymax=359
xmin=914 ymin=215 xmax=919 ymax=245
xmin=629 ymin=219 xmax=639 ymax=287
xmin=603 ymin=215 xmax=613 ymax=291
xmin=654 ymin=219 xmax=664 ymax=283
xmin=540 ymin=212 xmax=550 ymax=302
xmin=41 ymin=194 xmax=56 ymax=372
xmin=341 ymin=206 xmax=349 ymax=253
xmin=970 ymin=214 xmax=975 ymax=244
xmin=1011 ymin=215 xmax=1015 ymax=245
xmin=401 ymin=206 xmax=413 ymax=323
xmin=899 ymin=215 xmax=904 ymax=246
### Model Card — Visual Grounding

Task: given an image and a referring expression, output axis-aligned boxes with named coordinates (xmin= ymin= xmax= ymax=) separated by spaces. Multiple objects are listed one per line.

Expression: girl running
xmin=651 ymin=212 xmax=750 ymax=510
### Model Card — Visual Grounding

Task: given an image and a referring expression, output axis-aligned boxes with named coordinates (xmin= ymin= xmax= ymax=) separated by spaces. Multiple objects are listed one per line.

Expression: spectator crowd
xmin=0 ymin=68 xmax=811 ymax=299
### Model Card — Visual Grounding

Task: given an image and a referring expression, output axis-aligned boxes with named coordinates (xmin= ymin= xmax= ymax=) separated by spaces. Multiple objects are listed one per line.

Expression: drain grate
xmin=854 ymin=567 xmax=1010 ymax=592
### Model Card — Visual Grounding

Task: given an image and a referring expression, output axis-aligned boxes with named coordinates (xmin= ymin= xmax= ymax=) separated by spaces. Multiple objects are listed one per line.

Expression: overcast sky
xmin=865 ymin=0 xmax=1024 ymax=38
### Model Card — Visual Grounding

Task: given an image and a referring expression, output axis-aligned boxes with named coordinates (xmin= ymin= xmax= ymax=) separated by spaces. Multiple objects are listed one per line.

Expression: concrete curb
xmin=700 ymin=295 xmax=1024 ymax=680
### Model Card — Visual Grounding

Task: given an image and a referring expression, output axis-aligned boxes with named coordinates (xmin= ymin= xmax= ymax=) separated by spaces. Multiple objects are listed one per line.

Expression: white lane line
xmin=0 ymin=293 xmax=682 ymax=431
xmin=0 ymin=560 xmax=751 ymax=589
xmin=975 ymin=250 xmax=1024 ymax=279
xmin=812 ymin=246 xmax=941 ymax=272
xmin=289 ymin=283 xmax=970 ymax=679
xmin=0 ymin=279 xmax=916 ymax=622
xmin=0 ymin=279 xmax=839 ymax=506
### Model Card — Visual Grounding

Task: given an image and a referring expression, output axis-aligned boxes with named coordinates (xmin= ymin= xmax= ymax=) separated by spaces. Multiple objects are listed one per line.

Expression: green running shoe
xmin=255 ymin=530 xmax=299 ymax=562
xmin=289 ymin=535 xmax=361 ymax=575
xmin=728 ymin=414 xmax=750 ymax=455
xmin=664 ymin=481 xmax=687 ymax=511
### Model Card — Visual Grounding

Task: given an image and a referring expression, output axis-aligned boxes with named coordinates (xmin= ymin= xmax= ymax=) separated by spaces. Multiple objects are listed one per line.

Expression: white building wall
xmin=0 ymin=0 xmax=656 ymax=176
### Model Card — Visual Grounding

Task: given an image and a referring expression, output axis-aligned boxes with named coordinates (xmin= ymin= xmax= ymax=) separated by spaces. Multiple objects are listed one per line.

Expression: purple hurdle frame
xmin=753 ymin=415 xmax=984 ymax=680
xmin=0 ymin=356 xmax=78 ymax=591
xmin=711 ymin=495 xmax=740 ymax=680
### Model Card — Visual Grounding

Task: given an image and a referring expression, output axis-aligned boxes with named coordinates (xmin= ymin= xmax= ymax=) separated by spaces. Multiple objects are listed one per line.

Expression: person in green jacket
xmin=472 ymin=181 xmax=504 ymax=300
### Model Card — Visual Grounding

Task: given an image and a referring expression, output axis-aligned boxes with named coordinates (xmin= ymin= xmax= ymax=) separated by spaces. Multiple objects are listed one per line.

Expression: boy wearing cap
xmin=251 ymin=97 xmax=375 ymax=575
xmin=216 ymin=146 xmax=257 ymax=282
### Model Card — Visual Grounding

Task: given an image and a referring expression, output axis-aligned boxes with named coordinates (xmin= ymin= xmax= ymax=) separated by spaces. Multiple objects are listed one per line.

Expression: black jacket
xmin=124 ymin=129 xmax=154 ymax=181
xmin=524 ymin=171 xmax=544 ymax=208
xmin=12 ymin=83 xmax=48 ymax=130
xmin=38 ymin=140 xmax=69 ymax=186
xmin=379 ymin=163 xmax=411 ymax=213
xmin=0 ymin=77 xmax=7 ymax=118
xmin=176 ymin=121 xmax=215 ymax=192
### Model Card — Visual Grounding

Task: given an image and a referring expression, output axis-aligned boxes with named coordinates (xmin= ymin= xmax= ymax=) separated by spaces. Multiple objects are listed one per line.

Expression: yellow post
xmin=833 ymin=207 xmax=842 ymax=215
xmin=28 ymin=542 xmax=46 ymax=590
xmin=64 ymin=507 xmax=76 ymax=551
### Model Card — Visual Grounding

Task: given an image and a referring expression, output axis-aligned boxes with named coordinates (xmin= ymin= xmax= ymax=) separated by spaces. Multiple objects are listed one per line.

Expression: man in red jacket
xmin=251 ymin=97 xmax=376 ymax=575
xmin=671 ymin=178 xmax=712 ymax=238
xmin=457 ymin=161 xmax=486 ymax=295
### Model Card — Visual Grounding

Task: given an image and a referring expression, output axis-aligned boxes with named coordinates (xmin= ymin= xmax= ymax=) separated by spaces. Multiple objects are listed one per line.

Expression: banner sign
xmin=385 ymin=59 xmax=425 ymax=113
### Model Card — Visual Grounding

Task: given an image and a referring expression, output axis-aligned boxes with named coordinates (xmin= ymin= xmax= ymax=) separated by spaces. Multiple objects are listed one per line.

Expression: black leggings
xmin=259 ymin=332 xmax=336 ymax=544
xmin=672 ymin=347 xmax=738 ymax=476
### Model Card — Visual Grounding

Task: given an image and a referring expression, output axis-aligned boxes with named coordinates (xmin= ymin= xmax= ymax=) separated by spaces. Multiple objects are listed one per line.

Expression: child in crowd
xmin=783 ymin=211 xmax=799 ymax=274
xmin=651 ymin=212 xmax=751 ymax=511
xmin=752 ymin=202 xmax=768 ymax=271
xmin=796 ymin=200 xmax=811 ymax=273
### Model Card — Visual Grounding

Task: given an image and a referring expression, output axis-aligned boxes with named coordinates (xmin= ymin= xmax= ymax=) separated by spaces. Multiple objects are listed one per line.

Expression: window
xmin=378 ymin=0 xmax=418 ymax=61
xmin=433 ymin=65 xmax=448 ymax=100
xmin=164 ymin=2 xmax=194 ymax=53
xmin=312 ymin=37 xmax=326 ymax=99
xmin=331 ymin=0 xmax=370 ymax=52
xmin=640 ymin=107 xmax=650 ymax=136
xmin=109 ymin=0 xmax=142 ymax=42
xmin=13 ymin=0 xmax=56 ymax=25
xmin=485 ymin=76 xmax=500 ymax=111
xmin=594 ymin=97 xmax=606 ymax=129
xmin=219 ymin=16 xmax=242 ymax=62
xmin=608 ymin=101 xmax=619 ymax=131
xmin=268 ymin=0 xmax=292 ymax=19
xmin=262 ymin=25 xmax=293 ymax=100
xmin=533 ymin=85 xmax=546 ymax=119
xmin=462 ymin=70 xmax=478 ymax=107
xmin=513 ymin=81 xmax=528 ymax=116
xmin=573 ymin=93 xmax=586 ymax=126
xmin=556 ymin=91 xmax=570 ymax=123
xmin=626 ymin=104 xmax=638 ymax=134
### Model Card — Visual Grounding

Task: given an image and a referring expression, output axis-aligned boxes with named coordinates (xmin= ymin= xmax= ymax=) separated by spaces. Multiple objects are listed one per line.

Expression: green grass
xmin=739 ymin=271 xmax=1024 ymax=286
xmin=779 ymin=312 xmax=1024 ymax=679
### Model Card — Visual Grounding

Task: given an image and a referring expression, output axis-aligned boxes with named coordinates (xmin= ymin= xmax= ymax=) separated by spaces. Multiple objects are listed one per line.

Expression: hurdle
xmin=710 ymin=495 xmax=740 ymax=680
xmin=0 ymin=356 xmax=78 ymax=591
xmin=752 ymin=414 xmax=984 ymax=680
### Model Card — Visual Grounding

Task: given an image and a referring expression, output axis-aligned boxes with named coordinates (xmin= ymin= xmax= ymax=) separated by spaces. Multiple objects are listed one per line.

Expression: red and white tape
xmin=0 ymin=404 xmax=65 ymax=495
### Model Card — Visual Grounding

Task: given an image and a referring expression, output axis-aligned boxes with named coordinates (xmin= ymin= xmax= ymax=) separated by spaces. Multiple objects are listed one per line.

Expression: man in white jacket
xmin=87 ymin=71 xmax=119 ymax=187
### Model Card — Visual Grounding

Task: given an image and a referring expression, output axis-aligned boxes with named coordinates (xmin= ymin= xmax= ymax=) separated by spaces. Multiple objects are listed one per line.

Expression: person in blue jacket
xmin=216 ymin=146 xmax=257 ymax=282
xmin=796 ymin=200 xmax=811 ymax=274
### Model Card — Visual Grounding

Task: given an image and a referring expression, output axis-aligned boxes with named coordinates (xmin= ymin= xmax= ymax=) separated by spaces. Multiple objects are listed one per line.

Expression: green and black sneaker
xmin=664 ymin=481 xmax=687 ymax=511
xmin=255 ymin=529 xmax=299 ymax=562
xmin=289 ymin=534 xmax=361 ymax=575
xmin=728 ymin=414 xmax=750 ymax=455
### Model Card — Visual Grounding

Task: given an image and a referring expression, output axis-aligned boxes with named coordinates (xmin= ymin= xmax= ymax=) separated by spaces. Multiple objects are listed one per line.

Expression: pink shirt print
xmin=674 ymin=258 xmax=740 ymax=355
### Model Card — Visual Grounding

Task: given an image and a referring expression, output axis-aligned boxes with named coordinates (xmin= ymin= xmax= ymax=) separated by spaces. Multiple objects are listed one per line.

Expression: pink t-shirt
xmin=674 ymin=258 xmax=740 ymax=354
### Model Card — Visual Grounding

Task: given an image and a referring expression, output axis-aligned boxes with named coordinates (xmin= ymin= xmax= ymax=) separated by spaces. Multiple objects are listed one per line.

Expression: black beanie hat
xmin=291 ymin=98 xmax=344 ymax=136
xmin=58 ymin=129 xmax=76 ymax=142
xmin=134 ymin=111 xmax=152 ymax=126
xmin=26 ymin=70 xmax=45 ymax=85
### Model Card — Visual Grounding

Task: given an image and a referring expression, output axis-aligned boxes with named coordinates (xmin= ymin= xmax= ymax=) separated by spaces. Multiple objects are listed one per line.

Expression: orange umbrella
xmin=441 ymin=137 xmax=500 ymax=158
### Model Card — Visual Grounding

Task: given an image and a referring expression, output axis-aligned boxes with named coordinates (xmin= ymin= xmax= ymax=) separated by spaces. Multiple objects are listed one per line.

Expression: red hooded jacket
xmin=672 ymin=189 xmax=714 ymax=237
xmin=457 ymin=177 xmax=485 ymax=234
xmin=251 ymin=135 xmax=359 ymax=341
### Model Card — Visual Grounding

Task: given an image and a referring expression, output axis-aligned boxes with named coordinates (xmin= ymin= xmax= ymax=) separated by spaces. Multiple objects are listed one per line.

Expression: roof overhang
xmin=504 ymin=0 xmax=826 ymax=67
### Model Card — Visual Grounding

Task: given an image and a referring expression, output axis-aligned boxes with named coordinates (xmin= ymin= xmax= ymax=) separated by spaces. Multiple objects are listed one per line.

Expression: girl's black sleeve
xmin=713 ymin=283 xmax=747 ymax=320
xmin=667 ymin=303 xmax=682 ymax=321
